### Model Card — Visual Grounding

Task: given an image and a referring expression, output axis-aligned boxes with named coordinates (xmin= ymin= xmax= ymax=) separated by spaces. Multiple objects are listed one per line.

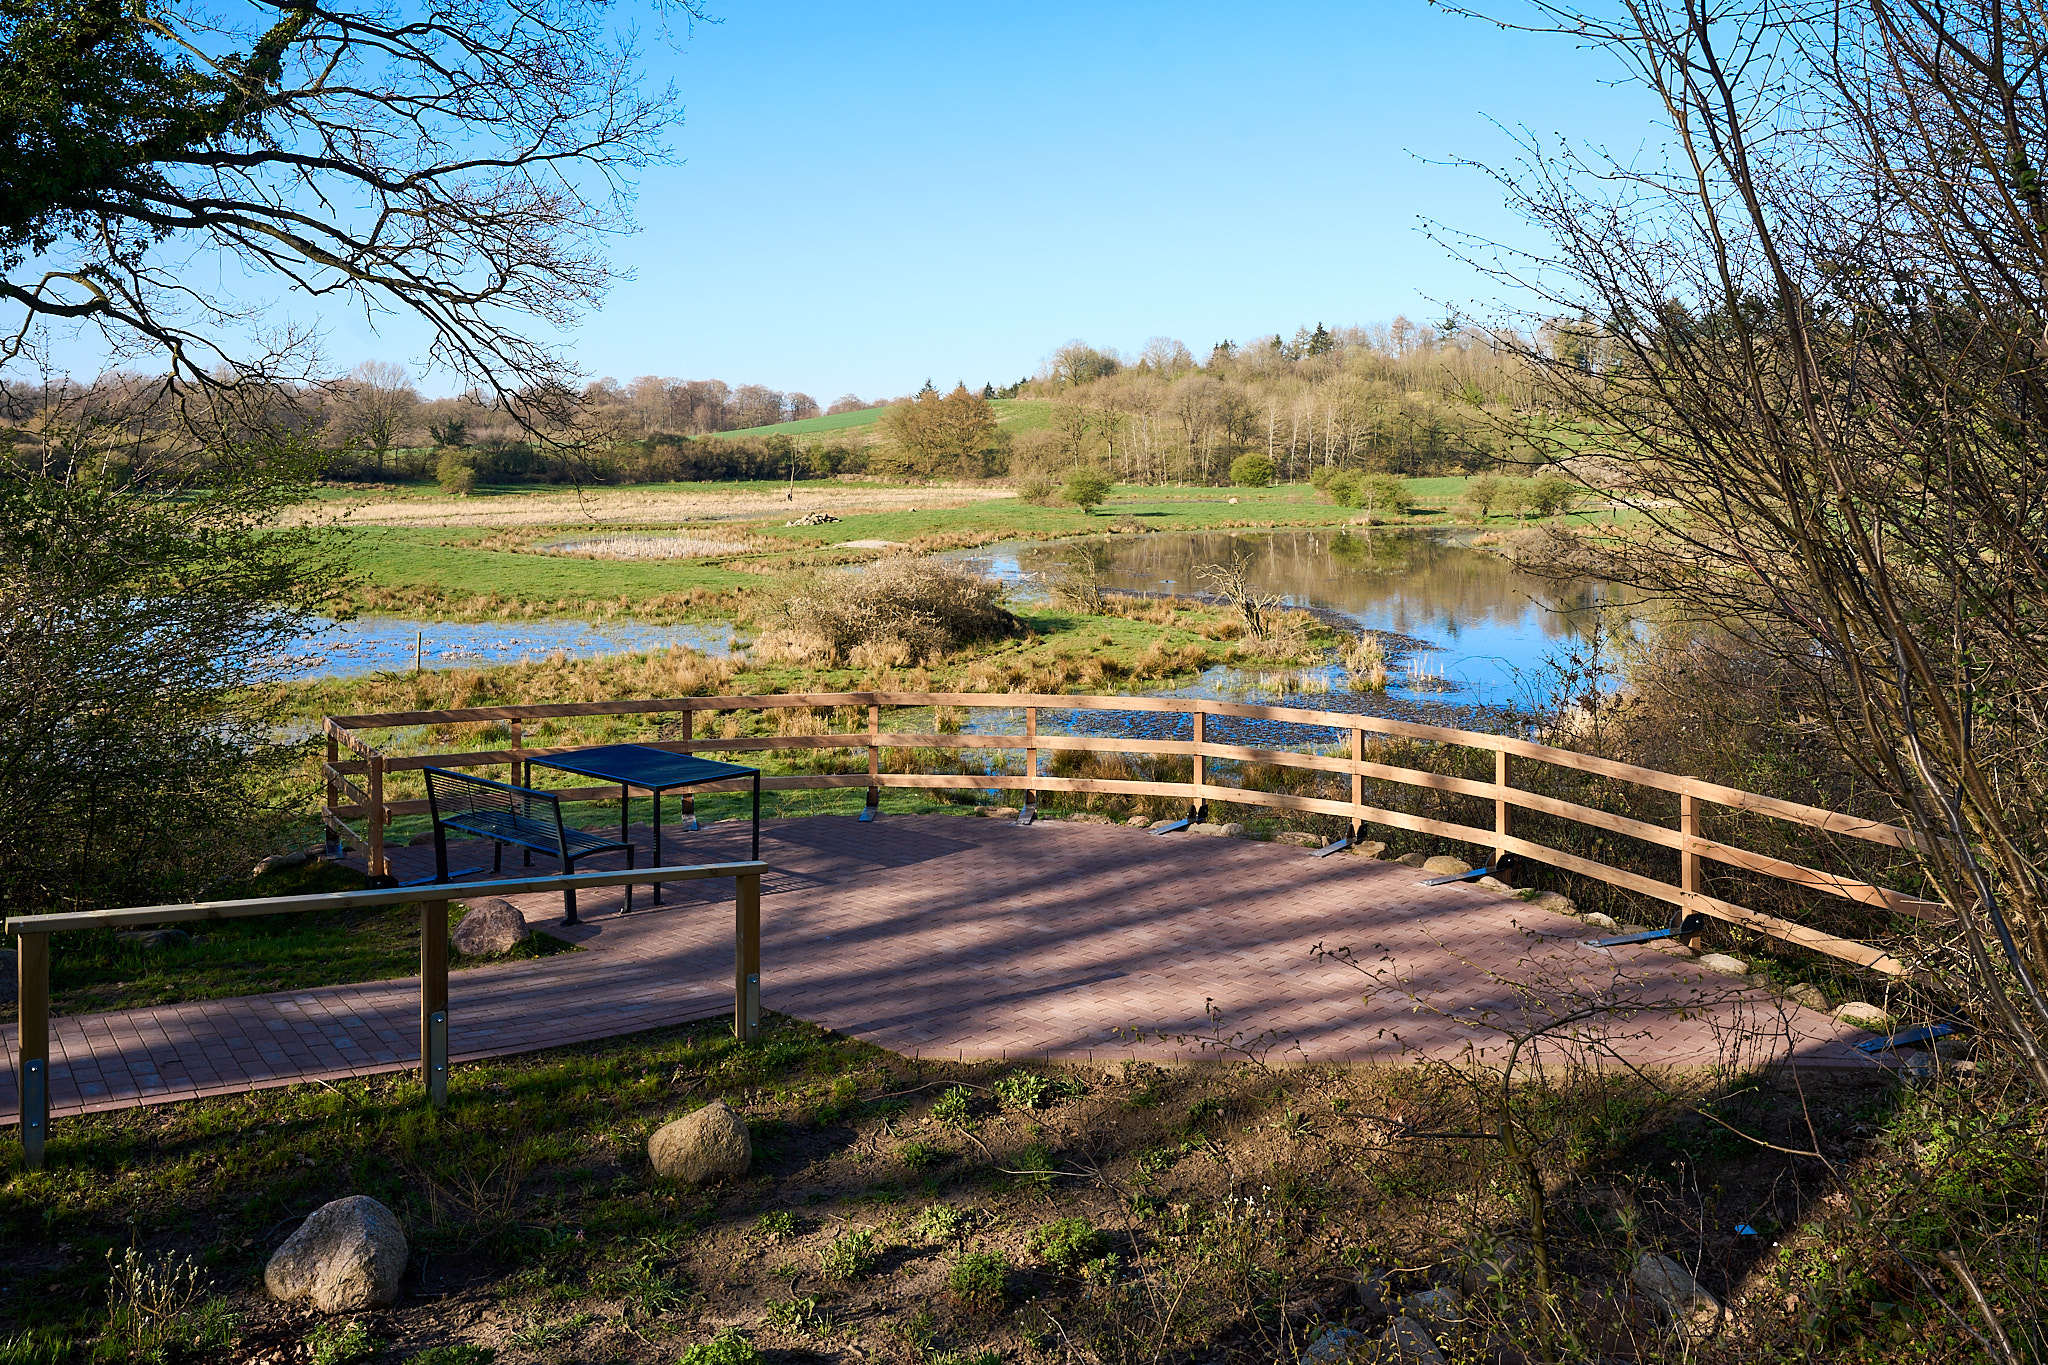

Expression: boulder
xmin=1303 ymin=1327 xmax=1370 ymax=1364
xmin=1188 ymin=822 xmax=1245 ymax=838
xmin=1064 ymin=812 xmax=1117 ymax=825
xmin=1274 ymin=831 xmax=1324 ymax=848
xmin=979 ymin=806 xmax=1019 ymax=819
xmin=1527 ymin=891 xmax=1576 ymax=915
xmin=1354 ymin=841 xmax=1389 ymax=858
xmin=1786 ymin=983 xmax=1830 ymax=1012
xmin=452 ymin=899 xmax=530 ymax=957
xmin=1833 ymin=1001 xmax=1892 ymax=1031
xmin=116 ymin=929 xmax=190 ymax=950
xmin=1394 ymin=852 xmax=1430 ymax=868
xmin=265 ymin=1195 xmax=408 ymax=1312
xmin=1400 ymin=1286 xmax=1463 ymax=1332
xmin=1380 ymin=1315 xmax=1448 ymax=1364
xmin=253 ymin=848 xmax=317 ymax=877
xmin=1697 ymin=952 xmax=1748 ymax=976
xmin=1473 ymin=875 xmax=1514 ymax=892
xmin=1630 ymin=1252 xmax=1722 ymax=1339
xmin=1421 ymin=856 xmax=1472 ymax=877
xmin=1648 ymin=940 xmax=1696 ymax=957
xmin=1581 ymin=912 xmax=1618 ymax=931
xmin=1148 ymin=818 xmax=1183 ymax=831
xmin=649 ymin=1099 xmax=752 ymax=1183
xmin=1124 ymin=816 xmax=1151 ymax=827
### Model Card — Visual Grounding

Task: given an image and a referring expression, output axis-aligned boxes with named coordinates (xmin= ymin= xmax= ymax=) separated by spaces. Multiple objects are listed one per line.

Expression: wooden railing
xmin=324 ymin=691 xmax=1943 ymax=977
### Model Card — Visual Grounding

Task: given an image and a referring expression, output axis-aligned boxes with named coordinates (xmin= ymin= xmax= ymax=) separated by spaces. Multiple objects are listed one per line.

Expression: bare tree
xmin=331 ymin=361 xmax=417 ymax=477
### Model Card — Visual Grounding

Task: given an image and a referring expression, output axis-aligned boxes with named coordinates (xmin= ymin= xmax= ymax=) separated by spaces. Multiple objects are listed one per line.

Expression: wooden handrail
xmin=321 ymin=691 xmax=1941 ymax=975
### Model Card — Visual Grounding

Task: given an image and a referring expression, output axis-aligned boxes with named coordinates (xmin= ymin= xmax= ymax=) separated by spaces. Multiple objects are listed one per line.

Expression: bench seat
xmin=425 ymin=766 xmax=634 ymax=924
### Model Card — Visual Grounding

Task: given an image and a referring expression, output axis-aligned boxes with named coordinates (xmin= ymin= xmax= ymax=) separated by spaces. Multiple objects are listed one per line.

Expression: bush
xmin=992 ymin=1071 xmax=1086 ymax=1110
xmin=947 ymin=1252 xmax=1009 ymax=1314
xmin=1028 ymin=1217 xmax=1108 ymax=1274
xmin=1527 ymin=472 xmax=1576 ymax=518
xmin=756 ymin=558 xmax=1021 ymax=666
xmin=436 ymin=447 xmax=477 ymax=495
xmin=1353 ymin=473 xmax=1412 ymax=519
xmin=1061 ymin=467 xmax=1112 ymax=512
xmin=1321 ymin=469 xmax=1363 ymax=507
xmin=820 ymin=1228 xmax=879 ymax=1281
xmin=1229 ymin=452 xmax=1275 ymax=487
xmin=918 ymin=1204 xmax=976 ymax=1242
xmin=931 ymin=1085 xmax=978 ymax=1128
xmin=1015 ymin=470 xmax=1056 ymax=505
xmin=678 ymin=1328 xmax=761 ymax=1365
xmin=1465 ymin=474 xmax=1504 ymax=518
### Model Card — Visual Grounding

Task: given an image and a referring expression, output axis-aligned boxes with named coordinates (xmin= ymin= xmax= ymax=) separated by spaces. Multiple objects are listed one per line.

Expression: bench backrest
xmin=424 ymin=767 xmax=561 ymax=830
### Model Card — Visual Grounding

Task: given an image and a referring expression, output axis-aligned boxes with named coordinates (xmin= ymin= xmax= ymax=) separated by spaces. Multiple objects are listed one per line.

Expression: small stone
xmin=1648 ymin=940 xmax=1696 ymax=957
xmin=1630 ymin=1252 xmax=1722 ymax=1339
xmin=1228 ymin=496 xmax=1240 ymax=504
xmin=1188 ymin=822 xmax=1245 ymax=838
xmin=1065 ymin=812 xmax=1117 ymax=825
xmin=1395 ymin=852 xmax=1430 ymax=868
xmin=1528 ymin=891 xmax=1575 ymax=915
xmin=1474 ymin=875 xmax=1513 ymax=892
xmin=1274 ymin=831 xmax=1324 ymax=848
xmin=1303 ymin=1326 xmax=1370 ymax=1364
xmin=1833 ymin=1001 xmax=1892 ymax=1031
xmin=1381 ymin=1315 xmax=1448 ymax=1364
xmin=451 ymin=899 xmax=530 ymax=957
xmin=1125 ymin=815 xmax=1150 ymax=827
xmin=1421 ymin=856 xmax=1472 ymax=877
xmin=980 ymin=806 xmax=1018 ymax=819
xmin=1581 ymin=912 xmax=1618 ymax=931
xmin=649 ymin=1099 xmax=752 ymax=1183
xmin=1697 ymin=952 xmax=1748 ymax=976
xmin=265 ymin=1195 xmax=408 ymax=1312
xmin=1786 ymin=983 xmax=1830 ymax=1012
xmin=116 ymin=929 xmax=191 ymax=950
xmin=1354 ymin=840 xmax=1388 ymax=858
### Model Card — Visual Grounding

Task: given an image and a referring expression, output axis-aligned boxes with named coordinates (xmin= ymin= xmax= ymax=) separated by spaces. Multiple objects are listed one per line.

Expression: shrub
xmin=1015 ymin=470 xmax=1056 ymax=505
xmin=1321 ymin=469 xmax=1363 ymax=507
xmin=992 ymin=1071 xmax=1086 ymax=1110
xmin=931 ymin=1085 xmax=978 ymax=1128
xmin=1465 ymin=474 xmax=1504 ymax=518
xmin=436 ymin=447 xmax=478 ymax=495
xmin=1353 ymin=473 xmax=1412 ymax=520
xmin=1061 ymin=467 xmax=1112 ymax=512
xmin=1029 ymin=1218 xmax=1108 ymax=1274
xmin=677 ymin=1328 xmax=761 ymax=1365
xmin=1527 ymin=472 xmax=1576 ymax=518
xmin=1012 ymin=1144 xmax=1057 ymax=1188
xmin=820 ymin=1228 xmax=880 ymax=1281
xmin=1229 ymin=453 xmax=1275 ymax=487
xmin=756 ymin=558 xmax=1021 ymax=666
xmin=947 ymin=1252 xmax=1009 ymax=1314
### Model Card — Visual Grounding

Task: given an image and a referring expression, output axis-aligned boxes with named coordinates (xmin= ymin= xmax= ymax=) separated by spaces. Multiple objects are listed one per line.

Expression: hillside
xmin=715 ymin=398 xmax=1052 ymax=441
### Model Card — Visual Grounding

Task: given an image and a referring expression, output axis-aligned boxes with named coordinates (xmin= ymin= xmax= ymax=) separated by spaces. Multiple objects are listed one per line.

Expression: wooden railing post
xmin=420 ymin=898 xmax=449 ymax=1108
xmin=368 ymin=751 xmax=387 ymax=881
xmin=734 ymin=871 xmax=762 ymax=1042
xmin=678 ymin=709 xmax=698 ymax=829
xmin=16 ymin=931 xmax=49 ymax=1170
xmin=324 ymin=730 xmax=341 ymax=858
xmin=509 ymin=719 xmax=524 ymax=787
xmin=1191 ymin=710 xmax=1206 ymax=821
xmin=1024 ymin=706 xmax=1039 ymax=816
xmin=1350 ymin=724 xmax=1365 ymax=843
xmin=1679 ymin=788 xmax=1703 ymax=946
xmin=862 ymin=704 xmax=881 ymax=820
xmin=1495 ymin=749 xmax=1513 ymax=864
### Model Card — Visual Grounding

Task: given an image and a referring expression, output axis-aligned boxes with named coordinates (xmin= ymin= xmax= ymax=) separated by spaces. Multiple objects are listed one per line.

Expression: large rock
xmin=1631 ymin=1253 xmax=1721 ymax=1339
xmin=253 ymin=848 xmax=318 ymax=877
xmin=1786 ymin=983 xmax=1830 ymax=1012
xmin=1188 ymin=822 xmax=1245 ymax=838
xmin=1697 ymin=952 xmax=1748 ymax=976
xmin=1421 ymin=856 xmax=1473 ymax=877
xmin=1303 ymin=1327 xmax=1370 ymax=1364
xmin=1274 ymin=831 xmax=1324 ymax=848
xmin=1527 ymin=891 xmax=1575 ymax=915
xmin=265 ymin=1195 xmax=408 ymax=1312
xmin=1354 ymin=840 xmax=1389 ymax=858
xmin=1381 ymin=1315 xmax=1448 ymax=1364
xmin=649 ymin=1099 xmax=752 ymax=1183
xmin=452 ymin=899 xmax=530 ymax=957
xmin=1581 ymin=912 xmax=1618 ymax=931
xmin=1400 ymin=1286 xmax=1463 ymax=1332
xmin=1394 ymin=852 xmax=1430 ymax=868
xmin=1833 ymin=1001 xmax=1892 ymax=1031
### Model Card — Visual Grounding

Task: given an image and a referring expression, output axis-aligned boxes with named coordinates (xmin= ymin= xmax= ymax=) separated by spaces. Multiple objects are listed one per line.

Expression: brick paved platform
xmin=1 ymin=815 xmax=1876 ymax=1125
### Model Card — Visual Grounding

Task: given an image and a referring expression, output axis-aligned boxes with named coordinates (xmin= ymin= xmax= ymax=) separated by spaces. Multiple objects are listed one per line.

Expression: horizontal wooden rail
xmin=11 ymin=860 xmax=769 ymax=1171
xmin=323 ymin=692 xmax=1941 ymax=975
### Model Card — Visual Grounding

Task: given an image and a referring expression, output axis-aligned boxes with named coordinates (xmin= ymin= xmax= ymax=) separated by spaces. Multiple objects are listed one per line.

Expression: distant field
xmin=714 ymin=398 xmax=1052 ymax=440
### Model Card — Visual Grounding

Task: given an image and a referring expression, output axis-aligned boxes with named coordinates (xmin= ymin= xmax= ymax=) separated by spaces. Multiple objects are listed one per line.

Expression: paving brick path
xmin=1 ymin=815 xmax=1875 ymax=1125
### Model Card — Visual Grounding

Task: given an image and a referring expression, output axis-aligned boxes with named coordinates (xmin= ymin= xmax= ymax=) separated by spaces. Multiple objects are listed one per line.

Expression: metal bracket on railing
xmin=743 ymin=972 xmax=760 ymax=1038
xmin=1585 ymin=914 xmax=1707 ymax=948
xmin=21 ymin=1059 xmax=46 ymax=1171
xmin=1015 ymin=805 xmax=1036 ymax=826
xmin=1311 ymin=838 xmax=1353 ymax=858
xmin=427 ymin=1010 xmax=449 ymax=1108
xmin=859 ymin=786 xmax=879 ymax=822
xmin=1856 ymin=1020 xmax=1969 ymax=1055
xmin=1153 ymin=819 xmax=1192 ymax=835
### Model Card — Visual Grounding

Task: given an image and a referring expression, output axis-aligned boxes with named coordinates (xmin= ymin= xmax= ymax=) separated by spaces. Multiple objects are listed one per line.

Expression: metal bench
xmin=424 ymin=767 xmax=634 ymax=925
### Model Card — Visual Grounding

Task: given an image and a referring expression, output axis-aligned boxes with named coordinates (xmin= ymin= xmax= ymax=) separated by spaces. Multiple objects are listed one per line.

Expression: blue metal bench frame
xmin=424 ymin=767 xmax=634 ymax=925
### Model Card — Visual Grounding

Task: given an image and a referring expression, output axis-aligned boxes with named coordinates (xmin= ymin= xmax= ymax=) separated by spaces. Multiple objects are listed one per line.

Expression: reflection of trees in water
xmin=1016 ymin=530 xmax=1626 ymax=642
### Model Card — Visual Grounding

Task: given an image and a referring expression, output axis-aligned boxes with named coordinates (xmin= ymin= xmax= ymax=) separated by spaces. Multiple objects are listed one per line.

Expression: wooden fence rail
xmin=325 ymin=691 xmax=1942 ymax=978
xmin=8 ymin=861 xmax=765 ymax=1171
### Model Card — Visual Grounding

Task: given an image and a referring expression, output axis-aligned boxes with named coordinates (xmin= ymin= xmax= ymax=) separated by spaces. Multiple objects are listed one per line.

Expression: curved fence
xmin=323 ymin=691 xmax=1945 ymax=977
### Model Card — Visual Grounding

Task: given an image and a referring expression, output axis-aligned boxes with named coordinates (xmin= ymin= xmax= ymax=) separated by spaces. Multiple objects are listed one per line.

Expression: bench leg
xmin=493 ymin=841 xmax=503 ymax=874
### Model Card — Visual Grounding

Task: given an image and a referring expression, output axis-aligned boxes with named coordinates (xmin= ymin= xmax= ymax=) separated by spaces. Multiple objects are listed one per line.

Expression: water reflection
xmin=261 ymin=616 xmax=739 ymax=680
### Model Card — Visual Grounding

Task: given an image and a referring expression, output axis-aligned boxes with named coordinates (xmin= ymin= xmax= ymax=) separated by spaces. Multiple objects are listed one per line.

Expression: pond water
xmin=263 ymin=616 xmax=739 ymax=680
xmin=945 ymin=529 xmax=1635 ymax=744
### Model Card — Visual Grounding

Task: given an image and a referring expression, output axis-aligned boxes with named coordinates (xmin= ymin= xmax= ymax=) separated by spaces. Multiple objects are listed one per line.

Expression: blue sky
xmin=243 ymin=4 xmax=1663 ymax=397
